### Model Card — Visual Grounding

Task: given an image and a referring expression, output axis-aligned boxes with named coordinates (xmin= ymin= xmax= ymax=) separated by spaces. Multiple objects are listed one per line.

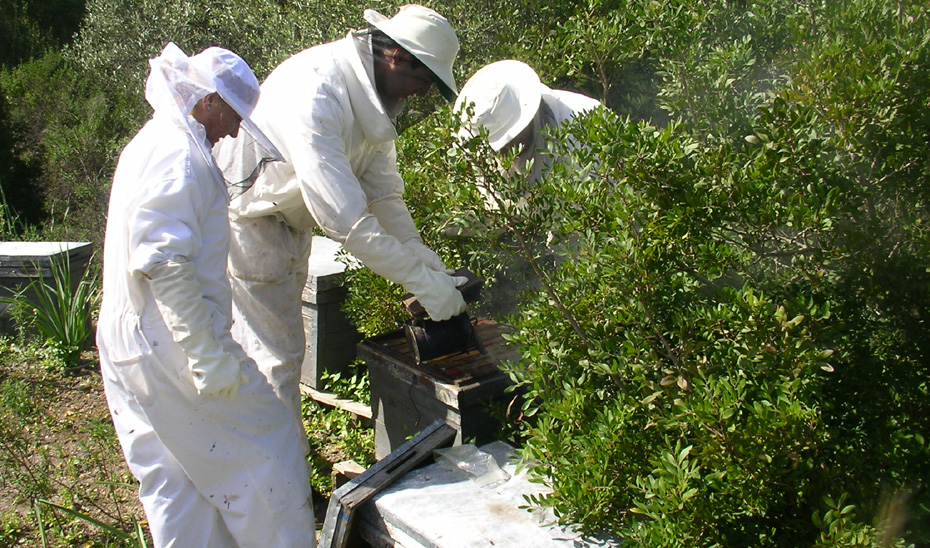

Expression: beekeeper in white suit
xmin=455 ymin=59 xmax=601 ymax=189
xmin=214 ymin=5 xmax=467 ymax=449
xmin=97 ymin=42 xmax=316 ymax=547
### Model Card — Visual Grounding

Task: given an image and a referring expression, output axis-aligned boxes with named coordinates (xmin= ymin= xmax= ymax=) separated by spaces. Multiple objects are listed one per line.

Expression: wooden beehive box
xmin=300 ymin=236 xmax=362 ymax=388
xmin=358 ymin=319 xmax=521 ymax=460
xmin=0 ymin=242 xmax=93 ymax=335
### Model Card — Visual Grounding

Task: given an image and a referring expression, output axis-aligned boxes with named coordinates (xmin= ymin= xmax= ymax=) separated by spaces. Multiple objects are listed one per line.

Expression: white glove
xmin=147 ymin=260 xmax=246 ymax=398
xmin=147 ymin=260 xmax=211 ymax=340
xmin=343 ymin=214 xmax=468 ymax=320
xmin=182 ymin=328 xmax=246 ymax=398
xmin=406 ymin=269 xmax=469 ymax=321
xmin=368 ymin=196 xmax=421 ymax=246
xmin=404 ymin=240 xmax=453 ymax=274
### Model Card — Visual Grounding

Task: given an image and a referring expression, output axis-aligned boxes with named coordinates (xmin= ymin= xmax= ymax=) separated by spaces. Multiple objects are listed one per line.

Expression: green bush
xmin=361 ymin=0 xmax=929 ymax=544
xmin=0 ymin=51 xmax=132 ymax=250
xmin=0 ymin=93 xmax=45 ymax=230
xmin=431 ymin=99 xmax=925 ymax=544
xmin=0 ymin=0 xmax=85 ymax=68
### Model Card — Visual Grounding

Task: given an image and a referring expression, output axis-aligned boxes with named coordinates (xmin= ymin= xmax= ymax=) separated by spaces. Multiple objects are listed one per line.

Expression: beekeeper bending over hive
xmin=214 ymin=5 xmax=468 ymax=450
xmin=97 ymin=42 xmax=316 ymax=547
xmin=455 ymin=59 xmax=602 ymax=188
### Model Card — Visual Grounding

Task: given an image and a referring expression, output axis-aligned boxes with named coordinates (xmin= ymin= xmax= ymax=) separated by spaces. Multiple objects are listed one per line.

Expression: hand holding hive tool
xmin=402 ymin=268 xmax=485 ymax=364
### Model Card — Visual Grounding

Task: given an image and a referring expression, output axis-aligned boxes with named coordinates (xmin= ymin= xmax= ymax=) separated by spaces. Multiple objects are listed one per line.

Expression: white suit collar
xmin=340 ymin=33 xmax=398 ymax=144
xmin=153 ymin=112 xmax=228 ymax=197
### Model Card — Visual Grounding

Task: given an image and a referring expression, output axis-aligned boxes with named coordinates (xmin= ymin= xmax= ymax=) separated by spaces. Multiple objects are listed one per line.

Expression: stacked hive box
xmin=0 ymin=242 xmax=93 ymax=335
xmin=300 ymin=236 xmax=363 ymax=388
xmin=358 ymin=319 xmax=521 ymax=460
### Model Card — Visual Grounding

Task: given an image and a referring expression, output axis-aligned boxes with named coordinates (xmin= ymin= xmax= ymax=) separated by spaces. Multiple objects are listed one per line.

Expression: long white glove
xmin=343 ymin=214 xmax=468 ymax=320
xmin=406 ymin=265 xmax=469 ymax=321
xmin=147 ymin=260 xmax=245 ymax=397
xmin=182 ymin=327 xmax=245 ymax=397
xmin=369 ymin=197 xmax=454 ymax=273
xmin=368 ymin=196 xmax=420 ymax=245
xmin=404 ymin=239 xmax=453 ymax=274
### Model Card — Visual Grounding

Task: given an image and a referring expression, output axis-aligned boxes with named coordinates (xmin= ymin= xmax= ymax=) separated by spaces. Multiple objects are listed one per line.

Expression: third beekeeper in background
xmin=455 ymin=59 xmax=602 ymax=189
xmin=214 ymin=4 xmax=467 ymax=450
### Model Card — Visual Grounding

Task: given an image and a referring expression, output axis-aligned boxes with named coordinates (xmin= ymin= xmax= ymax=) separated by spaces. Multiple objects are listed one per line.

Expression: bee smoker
xmin=402 ymin=268 xmax=485 ymax=365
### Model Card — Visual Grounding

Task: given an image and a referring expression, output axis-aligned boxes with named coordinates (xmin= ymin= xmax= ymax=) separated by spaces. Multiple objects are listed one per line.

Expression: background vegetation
xmin=1 ymin=0 xmax=928 ymax=546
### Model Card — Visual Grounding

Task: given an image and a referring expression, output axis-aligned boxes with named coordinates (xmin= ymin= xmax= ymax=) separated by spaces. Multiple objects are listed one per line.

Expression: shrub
xmin=0 ymin=51 xmax=132 ymax=251
xmin=0 ymin=0 xmax=84 ymax=68
xmin=368 ymin=0 xmax=929 ymax=543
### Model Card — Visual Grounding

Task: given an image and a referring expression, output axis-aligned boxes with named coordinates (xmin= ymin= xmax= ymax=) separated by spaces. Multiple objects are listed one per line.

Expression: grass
xmin=0 ymin=339 xmax=146 ymax=547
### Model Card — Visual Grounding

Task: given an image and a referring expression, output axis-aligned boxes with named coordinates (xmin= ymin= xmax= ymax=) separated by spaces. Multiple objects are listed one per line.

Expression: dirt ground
xmin=0 ymin=347 xmax=140 ymax=544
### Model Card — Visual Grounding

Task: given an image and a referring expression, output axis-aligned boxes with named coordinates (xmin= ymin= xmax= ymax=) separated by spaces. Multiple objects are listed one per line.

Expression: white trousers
xmin=228 ymin=215 xmax=313 ymax=455
xmin=99 ymin=310 xmax=316 ymax=547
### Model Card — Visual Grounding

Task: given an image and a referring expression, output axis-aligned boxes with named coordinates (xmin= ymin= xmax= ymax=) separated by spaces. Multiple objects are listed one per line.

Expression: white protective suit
xmin=508 ymin=89 xmax=602 ymax=185
xmin=455 ymin=60 xmax=602 ymax=200
xmin=97 ymin=44 xmax=315 ymax=548
xmin=214 ymin=31 xmax=465 ymax=441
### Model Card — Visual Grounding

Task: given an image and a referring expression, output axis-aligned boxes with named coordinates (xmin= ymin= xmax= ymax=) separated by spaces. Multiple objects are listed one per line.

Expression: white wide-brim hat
xmin=363 ymin=5 xmax=459 ymax=102
xmin=190 ymin=47 xmax=284 ymax=162
xmin=454 ymin=60 xmax=542 ymax=151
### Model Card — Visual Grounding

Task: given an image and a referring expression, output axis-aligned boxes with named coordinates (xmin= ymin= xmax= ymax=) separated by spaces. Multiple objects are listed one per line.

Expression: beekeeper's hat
xmin=189 ymin=47 xmax=283 ymax=161
xmin=146 ymin=42 xmax=283 ymax=162
xmin=454 ymin=60 xmax=542 ymax=152
xmin=364 ymin=5 xmax=459 ymax=101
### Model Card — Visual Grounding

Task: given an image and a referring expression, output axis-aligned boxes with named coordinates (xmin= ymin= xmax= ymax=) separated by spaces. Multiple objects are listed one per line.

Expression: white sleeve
xmin=281 ymin=83 xmax=371 ymax=241
xmin=124 ymin=154 xmax=217 ymax=338
xmin=368 ymin=193 xmax=421 ymax=245
xmin=126 ymin=164 xmax=205 ymax=278
xmin=274 ymin=77 xmax=464 ymax=319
